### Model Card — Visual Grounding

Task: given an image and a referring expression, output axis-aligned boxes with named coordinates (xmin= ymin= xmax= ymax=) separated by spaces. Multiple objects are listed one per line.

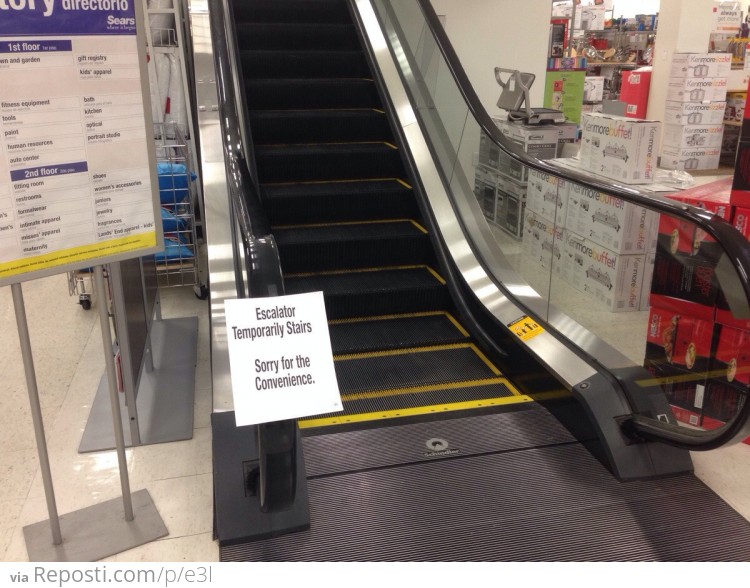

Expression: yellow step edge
xmin=260 ymin=140 xmax=397 ymax=148
xmin=271 ymin=218 xmax=424 ymax=231
xmin=396 ymin=178 xmax=412 ymax=189
xmin=335 ymin=341 xmax=472 ymax=361
xmin=328 ymin=310 xmax=470 ymax=339
xmin=264 ymin=178 xmax=406 ymax=187
xmin=340 ymin=377 xmax=519 ymax=402
xmin=298 ymin=395 xmax=534 ymax=429
xmin=285 ymin=264 xmax=443 ymax=279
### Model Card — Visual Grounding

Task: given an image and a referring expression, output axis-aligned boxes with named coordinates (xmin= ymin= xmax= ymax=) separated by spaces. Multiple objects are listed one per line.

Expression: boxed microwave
xmin=665 ymin=77 xmax=728 ymax=103
xmin=662 ymin=123 xmax=725 ymax=149
xmin=664 ymin=101 xmax=727 ymax=126
xmin=565 ymin=182 xmax=656 ymax=254
xmin=493 ymin=173 xmax=527 ymax=239
xmin=562 ymin=230 xmax=646 ymax=312
xmin=669 ymin=53 xmax=731 ymax=79
xmin=579 ymin=112 xmax=661 ymax=184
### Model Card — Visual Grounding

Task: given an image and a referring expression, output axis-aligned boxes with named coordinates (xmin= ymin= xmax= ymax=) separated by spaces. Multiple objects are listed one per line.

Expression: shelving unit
xmin=142 ymin=0 xmax=207 ymax=297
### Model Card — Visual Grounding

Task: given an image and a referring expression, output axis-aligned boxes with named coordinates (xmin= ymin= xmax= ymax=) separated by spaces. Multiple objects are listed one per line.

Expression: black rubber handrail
xmin=406 ymin=0 xmax=750 ymax=448
xmin=208 ymin=0 xmax=298 ymax=513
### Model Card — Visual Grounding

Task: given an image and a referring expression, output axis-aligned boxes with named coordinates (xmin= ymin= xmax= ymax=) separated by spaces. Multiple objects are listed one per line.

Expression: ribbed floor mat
xmin=221 ymin=413 xmax=750 ymax=561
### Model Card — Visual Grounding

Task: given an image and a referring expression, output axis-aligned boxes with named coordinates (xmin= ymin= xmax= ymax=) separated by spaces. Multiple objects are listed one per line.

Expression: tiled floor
xmin=0 ymin=272 xmax=748 ymax=562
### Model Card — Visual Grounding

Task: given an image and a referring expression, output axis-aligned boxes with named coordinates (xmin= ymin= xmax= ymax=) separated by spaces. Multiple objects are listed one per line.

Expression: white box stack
xmin=661 ymin=52 xmax=730 ymax=171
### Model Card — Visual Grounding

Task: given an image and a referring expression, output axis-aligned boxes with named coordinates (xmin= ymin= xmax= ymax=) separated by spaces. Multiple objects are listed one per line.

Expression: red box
xmin=645 ymin=306 xmax=716 ymax=371
xmin=670 ymin=405 xmax=703 ymax=427
xmin=732 ymin=205 xmax=750 ymax=239
xmin=656 ymin=214 xmax=695 ymax=255
xmin=620 ymin=70 xmax=652 ymax=119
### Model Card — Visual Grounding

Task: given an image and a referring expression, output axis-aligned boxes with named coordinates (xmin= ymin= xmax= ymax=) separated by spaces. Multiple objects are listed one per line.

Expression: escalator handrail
xmin=407 ymin=0 xmax=750 ymax=448
xmin=209 ymin=0 xmax=272 ymax=243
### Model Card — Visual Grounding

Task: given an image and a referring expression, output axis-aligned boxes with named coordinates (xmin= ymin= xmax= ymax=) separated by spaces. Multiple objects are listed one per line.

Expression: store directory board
xmin=0 ymin=0 xmax=162 ymax=286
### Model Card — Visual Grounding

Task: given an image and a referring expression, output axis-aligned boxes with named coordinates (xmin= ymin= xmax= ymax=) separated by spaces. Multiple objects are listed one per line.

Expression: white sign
xmin=0 ymin=2 xmax=161 ymax=286
xmin=225 ymin=292 xmax=343 ymax=426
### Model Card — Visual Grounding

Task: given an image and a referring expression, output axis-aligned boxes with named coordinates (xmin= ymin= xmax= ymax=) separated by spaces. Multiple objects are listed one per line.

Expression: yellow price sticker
xmin=508 ymin=316 xmax=544 ymax=342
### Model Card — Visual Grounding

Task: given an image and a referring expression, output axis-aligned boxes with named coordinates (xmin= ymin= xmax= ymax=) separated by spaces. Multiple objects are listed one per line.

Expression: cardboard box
xmin=666 ymin=77 xmax=728 ymax=103
xmin=664 ymin=101 xmax=727 ymax=125
xmin=565 ymin=182 xmax=656 ymax=254
xmin=551 ymin=0 xmax=572 ymax=18
xmin=474 ymin=164 xmax=497 ymax=223
xmin=522 ymin=209 xmax=566 ymax=272
xmin=579 ymin=112 xmax=660 ymax=184
xmin=492 ymin=120 xmax=560 ymax=183
xmin=721 ymin=124 xmax=740 ymax=165
xmin=620 ymin=71 xmax=651 ymax=119
xmin=732 ymin=205 xmax=750 ymax=239
xmin=650 ymin=248 xmax=721 ymax=309
xmin=493 ymin=174 xmax=527 ymax=238
xmin=526 ymin=168 xmax=569 ymax=222
xmin=581 ymin=103 xmax=603 ymax=114
xmin=584 ymin=77 xmax=605 ymax=103
xmin=639 ymin=252 xmax=655 ymax=311
xmin=662 ymin=124 xmax=724 ymax=149
xmin=669 ymin=53 xmax=732 ymax=79
xmin=561 ymin=230 xmax=645 ymax=312
xmin=575 ymin=5 xmax=606 ymax=30
xmin=725 ymin=92 xmax=746 ymax=122
xmin=645 ymin=305 xmax=716 ymax=372
xmin=660 ymin=146 xmax=721 ymax=171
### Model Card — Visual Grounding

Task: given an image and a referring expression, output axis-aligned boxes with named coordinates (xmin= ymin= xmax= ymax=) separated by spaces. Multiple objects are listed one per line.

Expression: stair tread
xmin=329 ymin=313 xmax=470 ymax=355
xmin=275 ymin=221 xmax=424 ymax=244
xmin=257 ymin=142 xmax=397 ymax=153
xmin=285 ymin=266 xmax=443 ymax=295
xmin=263 ymin=179 xmax=409 ymax=197
xmin=334 ymin=345 xmax=499 ymax=395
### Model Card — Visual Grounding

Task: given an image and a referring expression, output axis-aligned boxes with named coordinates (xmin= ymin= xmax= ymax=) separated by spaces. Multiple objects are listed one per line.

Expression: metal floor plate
xmin=222 ymin=408 xmax=750 ymax=561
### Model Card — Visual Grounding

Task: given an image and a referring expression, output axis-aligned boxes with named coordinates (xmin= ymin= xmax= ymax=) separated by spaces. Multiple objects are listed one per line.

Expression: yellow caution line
xmin=426 ymin=266 xmax=447 ymax=285
xmin=261 ymin=140 xmax=398 ymax=148
xmin=335 ymin=342 xmax=504 ymax=378
xmin=340 ymin=377 xmax=513 ymax=402
xmin=271 ymin=218 xmax=421 ymax=230
xmin=410 ymin=220 xmax=429 ymax=234
xmin=328 ymin=310 xmax=470 ymax=338
xmin=396 ymin=179 xmax=412 ymax=189
xmin=263 ymin=177 xmax=405 ymax=187
xmin=444 ymin=313 xmax=471 ymax=338
xmin=298 ymin=395 xmax=534 ymax=429
xmin=636 ymin=369 xmax=730 ymax=388
xmin=285 ymin=264 xmax=442 ymax=279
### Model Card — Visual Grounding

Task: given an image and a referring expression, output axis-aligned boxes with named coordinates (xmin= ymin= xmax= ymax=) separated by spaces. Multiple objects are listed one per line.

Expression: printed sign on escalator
xmin=225 ymin=291 xmax=343 ymax=426
xmin=508 ymin=315 xmax=545 ymax=342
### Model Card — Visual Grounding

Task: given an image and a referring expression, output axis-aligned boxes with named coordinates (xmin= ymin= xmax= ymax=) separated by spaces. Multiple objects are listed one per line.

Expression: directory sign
xmin=0 ymin=0 xmax=162 ymax=286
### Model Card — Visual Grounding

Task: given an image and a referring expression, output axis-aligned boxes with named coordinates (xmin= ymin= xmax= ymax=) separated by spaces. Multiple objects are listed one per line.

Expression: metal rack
xmin=153 ymin=122 xmax=205 ymax=294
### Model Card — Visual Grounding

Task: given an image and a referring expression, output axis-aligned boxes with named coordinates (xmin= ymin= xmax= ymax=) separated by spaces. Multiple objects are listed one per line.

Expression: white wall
xmin=430 ymin=0 xmax=551 ymax=117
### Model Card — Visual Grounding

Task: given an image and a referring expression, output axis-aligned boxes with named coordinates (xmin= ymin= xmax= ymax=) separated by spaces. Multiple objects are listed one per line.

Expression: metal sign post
xmin=0 ymin=0 xmax=170 ymax=561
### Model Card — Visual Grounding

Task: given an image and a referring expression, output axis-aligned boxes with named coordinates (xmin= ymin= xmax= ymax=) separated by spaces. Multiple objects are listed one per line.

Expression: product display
xmin=579 ymin=112 xmax=661 ymax=184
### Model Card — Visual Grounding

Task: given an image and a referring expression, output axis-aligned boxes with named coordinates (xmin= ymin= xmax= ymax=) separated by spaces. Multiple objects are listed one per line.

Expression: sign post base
xmin=23 ymin=489 xmax=167 ymax=562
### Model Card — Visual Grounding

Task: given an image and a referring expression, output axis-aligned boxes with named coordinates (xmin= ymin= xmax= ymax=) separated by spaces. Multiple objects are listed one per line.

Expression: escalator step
xmin=256 ymin=143 xmax=404 ymax=183
xmin=249 ymin=109 xmax=392 ymax=145
xmin=284 ymin=266 xmax=449 ymax=320
xmin=235 ymin=23 xmax=360 ymax=51
xmin=302 ymin=380 xmax=520 ymax=425
xmin=334 ymin=344 xmax=500 ymax=395
xmin=275 ymin=220 xmax=431 ymax=272
xmin=262 ymin=180 xmax=417 ymax=225
xmin=245 ymin=78 xmax=380 ymax=110
xmin=233 ymin=0 xmax=349 ymax=25
xmin=240 ymin=50 xmax=370 ymax=79
xmin=329 ymin=312 xmax=470 ymax=354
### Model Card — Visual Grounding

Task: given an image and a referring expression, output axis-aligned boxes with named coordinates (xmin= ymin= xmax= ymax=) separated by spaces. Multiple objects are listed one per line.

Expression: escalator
xmin=236 ymin=0 xmax=527 ymax=428
xmin=199 ymin=0 xmax=750 ymax=561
